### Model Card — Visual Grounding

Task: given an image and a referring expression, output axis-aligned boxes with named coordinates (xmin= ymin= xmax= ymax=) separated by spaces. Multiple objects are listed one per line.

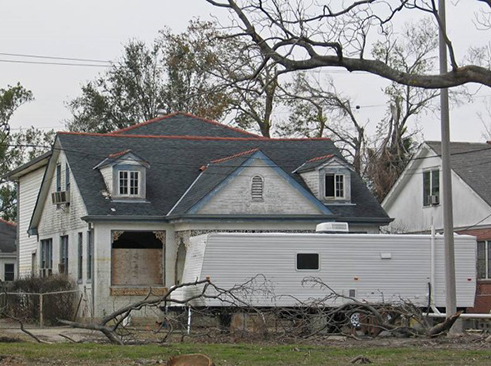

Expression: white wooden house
xmin=8 ymin=113 xmax=391 ymax=320
xmin=382 ymin=141 xmax=491 ymax=312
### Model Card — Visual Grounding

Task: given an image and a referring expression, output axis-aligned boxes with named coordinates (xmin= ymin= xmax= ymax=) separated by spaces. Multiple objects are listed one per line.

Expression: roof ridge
xmin=58 ymin=131 xmax=331 ymax=142
xmin=307 ymin=154 xmax=334 ymax=163
xmin=109 ymin=111 xmax=261 ymax=138
xmin=210 ymin=148 xmax=260 ymax=164
xmin=0 ymin=218 xmax=17 ymax=227
xmin=108 ymin=149 xmax=132 ymax=158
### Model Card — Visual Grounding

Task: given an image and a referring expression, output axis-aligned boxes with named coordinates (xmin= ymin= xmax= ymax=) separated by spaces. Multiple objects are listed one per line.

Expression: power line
xmin=0 ymin=59 xmax=110 ymax=68
xmin=0 ymin=52 xmax=111 ymax=64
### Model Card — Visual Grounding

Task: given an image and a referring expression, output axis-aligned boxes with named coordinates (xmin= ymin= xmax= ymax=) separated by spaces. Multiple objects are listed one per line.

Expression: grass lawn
xmin=0 ymin=341 xmax=490 ymax=365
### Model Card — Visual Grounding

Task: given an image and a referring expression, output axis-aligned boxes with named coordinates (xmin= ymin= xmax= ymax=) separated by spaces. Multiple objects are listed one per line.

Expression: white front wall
xmin=92 ymin=222 xmax=174 ymax=318
xmin=197 ymin=159 xmax=323 ymax=215
xmin=177 ymin=233 xmax=476 ymax=308
xmin=384 ymin=148 xmax=491 ymax=233
xmin=18 ymin=167 xmax=45 ymax=276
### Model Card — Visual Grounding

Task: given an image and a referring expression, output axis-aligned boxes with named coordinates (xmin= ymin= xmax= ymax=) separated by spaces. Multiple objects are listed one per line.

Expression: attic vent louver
xmin=251 ymin=175 xmax=264 ymax=201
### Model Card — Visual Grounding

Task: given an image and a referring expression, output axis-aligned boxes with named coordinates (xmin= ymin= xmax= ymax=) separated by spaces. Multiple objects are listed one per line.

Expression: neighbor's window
xmin=118 ymin=171 xmax=139 ymax=196
xmin=325 ymin=174 xmax=344 ymax=199
xmin=4 ymin=263 xmax=14 ymax=282
xmin=60 ymin=235 xmax=69 ymax=274
xmin=77 ymin=232 xmax=83 ymax=281
xmin=251 ymin=175 xmax=264 ymax=201
xmin=423 ymin=169 xmax=440 ymax=206
xmin=40 ymin=239 xmax=53 ymax=277
xmin=477 ymin=241 xmax=491 ymax=279
xmin=297 ymin=253 xmax=320 ymax=270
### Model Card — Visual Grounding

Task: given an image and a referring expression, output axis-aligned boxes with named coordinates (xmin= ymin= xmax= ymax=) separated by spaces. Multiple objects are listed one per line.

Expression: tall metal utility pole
xmin=438 ymin=0 xmax=457 ymax=320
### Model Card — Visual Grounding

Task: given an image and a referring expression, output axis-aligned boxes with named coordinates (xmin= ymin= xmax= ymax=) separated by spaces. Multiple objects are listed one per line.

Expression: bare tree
xmin=204 ymin=0 xmax=491 ymax=89
xmin=279 ymin=72 xmax=367 ymax=174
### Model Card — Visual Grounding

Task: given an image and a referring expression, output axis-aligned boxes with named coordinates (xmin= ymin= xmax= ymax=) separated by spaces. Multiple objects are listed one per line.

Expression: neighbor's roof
xmin=52 ymin=131 xmax=388 ymax=222
xmin=111 ymin=112 xmax=262 ymax=138
xmin=0 ymin=219 xmax=16 ymax=253
xmin=426 ymin=141 xmax=491 ymax=207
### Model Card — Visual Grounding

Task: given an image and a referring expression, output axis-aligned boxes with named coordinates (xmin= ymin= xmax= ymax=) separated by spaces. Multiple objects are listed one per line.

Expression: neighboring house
xmin=0 ymin=218 xmax=17 ymax=282
xmin=382 ymin=141 xmax=491 ymax=312
xmin=8 ymin=112 xmax=390 ymax=319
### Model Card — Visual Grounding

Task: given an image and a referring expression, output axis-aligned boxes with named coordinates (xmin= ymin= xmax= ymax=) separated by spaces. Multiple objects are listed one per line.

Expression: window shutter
xmin=251 ymin=175 xmax=264 ymax=201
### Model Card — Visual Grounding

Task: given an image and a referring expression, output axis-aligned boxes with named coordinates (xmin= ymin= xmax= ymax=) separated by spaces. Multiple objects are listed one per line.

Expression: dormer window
xmin=325 ymin=173 xmax=344 ymax=199
xmin=294 ymin=154 xmax=352 ymax=203
xmin=119 ymin=170 xmax=140 ymax=196
xmin=94 ymin=149 xmax=149 ymax=201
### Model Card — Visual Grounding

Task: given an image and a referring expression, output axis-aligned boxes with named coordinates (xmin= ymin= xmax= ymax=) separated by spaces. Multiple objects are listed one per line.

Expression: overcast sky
xmin=1 ymin=0 xmax=489 ymax=142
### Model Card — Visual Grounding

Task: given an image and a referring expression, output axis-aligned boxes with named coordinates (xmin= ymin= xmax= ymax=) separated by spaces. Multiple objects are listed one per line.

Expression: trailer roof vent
xmin=316 ymin=222 xmax=349 ymax=233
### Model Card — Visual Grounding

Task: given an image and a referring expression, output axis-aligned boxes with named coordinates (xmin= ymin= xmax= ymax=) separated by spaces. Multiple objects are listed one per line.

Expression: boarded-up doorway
xmin=111 ymin=231 xmax=165 ymax=286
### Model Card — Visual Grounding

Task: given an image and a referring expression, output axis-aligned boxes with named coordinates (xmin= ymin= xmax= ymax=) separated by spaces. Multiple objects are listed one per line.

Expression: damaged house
xmin=8 ymin=113 xmax=390 ymax=319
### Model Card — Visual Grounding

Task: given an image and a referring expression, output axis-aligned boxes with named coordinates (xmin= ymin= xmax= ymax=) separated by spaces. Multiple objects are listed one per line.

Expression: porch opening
xmin=111 ymin=231 xmax=164 ymax=287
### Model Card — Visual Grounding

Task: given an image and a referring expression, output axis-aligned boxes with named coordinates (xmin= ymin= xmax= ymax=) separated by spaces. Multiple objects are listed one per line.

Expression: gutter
xmin=81 ymin=215 xmax=167 ymax=223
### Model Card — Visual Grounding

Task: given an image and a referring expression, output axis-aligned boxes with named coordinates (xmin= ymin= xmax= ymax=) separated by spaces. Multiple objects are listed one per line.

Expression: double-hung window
xmin=118 ymin=171 xmax=139 ymax=196
xmin=325 ymin=174 xmax=344 ymax=199
xmin=477 ymin=241 xmax=491 ymax=279
xmin=4 ymin=264 xmax=14 ymax=282
xmin=77 ymin=233 xmax=83 ymax=281
xmin=423 ymin=169 xmax=440 ymax=206
xmin=60 ymin=235 xmax=69 ymax=274
xmin=40 ymin=239 xmax=53 ymax=277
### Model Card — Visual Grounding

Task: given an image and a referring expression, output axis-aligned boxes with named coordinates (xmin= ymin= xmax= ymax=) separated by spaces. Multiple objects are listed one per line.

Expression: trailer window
xmin=296 ymin=253 xmax=319 ymax=270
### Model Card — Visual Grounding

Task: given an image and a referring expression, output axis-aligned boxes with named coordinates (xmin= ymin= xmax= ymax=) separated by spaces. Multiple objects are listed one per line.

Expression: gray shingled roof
xmin=0 ymin=219 xmax=16 ymax=253
xmin=113 ymin=112 xmax=261 ymax=138
xmin=427 ymin=141 xmax=491 ymax=207
xmin=56 ymin=132 xmax=389 ymax=222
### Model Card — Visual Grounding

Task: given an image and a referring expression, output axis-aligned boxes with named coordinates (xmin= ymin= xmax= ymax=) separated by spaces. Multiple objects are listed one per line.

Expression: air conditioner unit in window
xmin=429 ymin=195 xmax=439 ymax=205
xmin=51 ymin=191 xmax=70 ymax=205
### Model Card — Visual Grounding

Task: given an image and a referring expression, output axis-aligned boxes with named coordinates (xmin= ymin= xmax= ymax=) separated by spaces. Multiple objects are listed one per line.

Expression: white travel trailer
xmin=173 ymin=232 xmax=476 ymax=309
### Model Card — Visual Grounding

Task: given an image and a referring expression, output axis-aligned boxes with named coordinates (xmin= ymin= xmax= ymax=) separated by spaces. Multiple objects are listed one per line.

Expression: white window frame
xmin=118 ymin=170 xmax=140 ymax=197
xmin=477 ymin=241 xmax=491 ymax=280
xmin=325 ymin=173 xmax=345 ymax=199
xmin=423 ymin=168 xmax=440 ymax=207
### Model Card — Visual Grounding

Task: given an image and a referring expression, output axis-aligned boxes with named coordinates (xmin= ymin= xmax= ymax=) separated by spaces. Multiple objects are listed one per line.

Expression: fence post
xmin=39 ymin=294 xmax=44 ymax=328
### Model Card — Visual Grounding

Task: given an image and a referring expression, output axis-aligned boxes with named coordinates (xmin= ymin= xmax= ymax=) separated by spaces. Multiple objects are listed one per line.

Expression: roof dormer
xmin=294 ymin=154 xmax=352 ymax=204
xmin=94 ymin=149 xmax=150 ymax=201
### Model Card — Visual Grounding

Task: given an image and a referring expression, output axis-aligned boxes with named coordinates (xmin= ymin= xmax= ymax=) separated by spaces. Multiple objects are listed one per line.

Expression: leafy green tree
xmin=66 ymin=22 xmax=230 ymax=133
xmin=0 ymin=127 xmax=55 ymax=221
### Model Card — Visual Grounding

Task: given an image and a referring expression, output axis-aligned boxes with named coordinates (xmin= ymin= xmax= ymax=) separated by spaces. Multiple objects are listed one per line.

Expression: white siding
xmin=100 ymin=166 xmax=112 ymax=195
xmin=384 ymin=148 xmax=491 ymax=233
xmin=197 ymin=159 xmax=323 ymax=215
xmin=18 ymin=167 xmax=45 ymax=277
xmin=176 ymin=233 xmax=476 ymax=308
xmin=300 ymin=170 xmax=319 ymax=197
